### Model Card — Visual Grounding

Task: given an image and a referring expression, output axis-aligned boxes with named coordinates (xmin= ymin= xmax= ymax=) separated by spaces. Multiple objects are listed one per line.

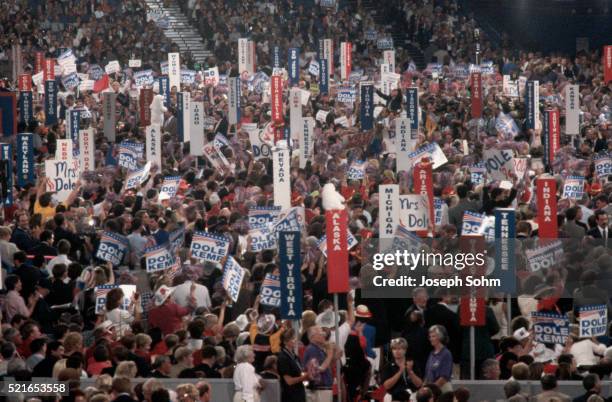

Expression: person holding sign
xmin=149 ymin=284 xmax=198 ymax=335
xmin=105 ymin=287 xmax=142 ymax=337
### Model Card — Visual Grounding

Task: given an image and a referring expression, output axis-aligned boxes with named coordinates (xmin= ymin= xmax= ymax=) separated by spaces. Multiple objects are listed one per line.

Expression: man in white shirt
xmin=173 ymin=276 xmax=211 ymax=309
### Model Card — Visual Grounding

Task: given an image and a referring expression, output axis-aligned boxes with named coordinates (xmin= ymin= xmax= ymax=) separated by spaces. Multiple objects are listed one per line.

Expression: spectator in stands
xmin=534 ymin=374 xmax=571 ymax=402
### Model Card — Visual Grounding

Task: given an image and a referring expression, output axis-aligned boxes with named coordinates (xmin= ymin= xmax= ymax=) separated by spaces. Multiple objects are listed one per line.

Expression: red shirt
xmin=148 ymin=302 xmax=190 ymax=335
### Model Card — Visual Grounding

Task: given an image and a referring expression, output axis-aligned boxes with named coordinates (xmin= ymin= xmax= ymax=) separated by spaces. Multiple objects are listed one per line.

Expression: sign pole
xmin=507 ymin=294 xmax=512 ymax=336
xmin=470 ymin=326 xmax=475 ymax=380
xmin=333 ymin=292 xmax=342 ymax=402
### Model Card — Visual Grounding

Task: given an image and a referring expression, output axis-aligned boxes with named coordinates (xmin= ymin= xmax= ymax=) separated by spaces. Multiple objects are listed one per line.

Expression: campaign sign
xmin=249 ymin=226 xmax=277 ymax=252
xmin=68 ymin=109 xmax=81 ymax=146
xmin=96 ymin=231 xmax=129 ymax=267
xmin=562 ymin=176 xmax=585 ymax=200
xmin=259 ymin=274 xmax=281 ymax=307
xmin=347 ymin=161 xmax=366 ymax=180
xmin=145 ymin=245 xmax=175 ymax=273
xmin=578 ymin=305 xmax=608 ymax=337
xmin=594 ymin=154 xmax=612 ymax=179
xmin=434 ymin=198 xmax=445 ymax=227
xmin=168 ymin=225 xmax=186 ymax=255
xmin=532 ymin=312 xmax=569 ymax=345
xmin=45 ymin=158 xmax=78 ymax=202
xmin=525 ymin=240 xmax=564 ymax=272
xmin=337 ymin=87 xmax=357 ymax=104
xmin=377 ymin=37 xmax=394 ymax=50
xmin=470 ymin=164 xmax=486 ymax=185
xmin=279 ymin=231 xmax=302 ymax=319
xmin=399 ymin=195 xmax=428 ymax=231
xmin=317 ymin=229 xmax=358 ymax=257
xmin=248 ymin=206 xmax=281 ymax=229
xmin=483 ymin=148 xmax=514 ymax=181
xmin=181 ymin=69 xmax=196 ymax=85
xmin=407 ymin=143 xmax=448 ymax=170
xmin=118 ymin=142 xmax=143 ymax=171
xmin=222 ymin=257 xmax=245 ymax=302
xmin=191 ymin=231 xmax=230 ymax=264
xmin=159 ymin=176 xmax=181 ymax=200
xmin=125 ymin=162 xmax=151 ymax=189
xmin=134 ymin=70 xmax=154 ymax=87
xmin=272 ymin=207 xmax=305 ymax=233
xmin=95 ymin=284 xmax=136 ymax=314
xmin=462 ymin=211 xmax=486 ymax=235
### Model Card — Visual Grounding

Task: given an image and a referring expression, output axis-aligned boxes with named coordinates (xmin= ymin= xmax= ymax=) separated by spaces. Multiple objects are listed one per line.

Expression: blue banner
xmin=16 ymin=134 xmax=34 ymax=187
xmin=407 ymin=88 xmax=419 ymax=133
xmin=158 ymin=76 xmax=170 ymax=106
xmin=526 ymin=81 xmax=535 ymax=129
xmin=19 ymin=91 xmax=32 ymax=124
xmin=118 ymin=142 xmax=143 ymax=171
xmin=288 ymin=48 xmax=300 ymax=87
xmin=494 ymin=208 xmax=516 ymax=293
xmin=69 ymin=110 xmax=80 ymax=146
xmin=44 ymin=80 xmax=58 ymax=126
xmin=222 ymin=257 xmax=245 ymax=302
xmin=1 ymin=143 xmax=13 ymax=205
xmin=279 ymin=231 xmax=302 ymax=319
xmin=0 ymin=93 xmax=16 ymax=136
xmin=542 ymin=109 xmax=550 ymax=166
xmin=272 ymin=46 xmax=281 ymax=68
xmin=319 ymin=58 xmax=328 ymax=94
xmin=177 ymin=92 xmax=185 ymax=142
xmin=532 ymin=312 xmax=569 ymax=345
xmin=96 ymin=231 xmax=129 ymax=267
xmin=248 ymin=206 xmax=281 ymax=228
xmin=360 ymin=83 xmax=374 ymax=131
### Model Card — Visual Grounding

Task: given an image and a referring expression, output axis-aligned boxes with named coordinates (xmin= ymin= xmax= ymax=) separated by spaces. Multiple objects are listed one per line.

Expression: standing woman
xmin=277 ymin=328 xmax=307 ymax=402
xmin=104 ymin=287 xmax=141 ymax=337
xmin=424 ymin=325 xmax=453 ymax=393
xmin=233 ymin=345 xmax=262 ymax=402
xmin=381 ymin=337 xmax=423 ymax=401
xmin=342 ymin=334 xmax=372 ymax=402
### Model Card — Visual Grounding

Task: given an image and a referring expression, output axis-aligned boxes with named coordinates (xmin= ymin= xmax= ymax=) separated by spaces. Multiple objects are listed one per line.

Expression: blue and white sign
xmin=191 ymin=231 xmax=230 ymax=264
xmin=134 ymin=70 xmax=154 ymax=87
xmin=158 ymin=76 xmax=170 ymax=106
xmin=495 ymin=208 xmax=516 ymax=293
xmin=360 ymin=83 xmax=374 ymax=131
xmin=337 ymin=87 xmax=357 ymax=103
xmin=319 ymin=58 xmax=329 ymax=94
xmin=159 ymin=176 xmax=181 ymax=200
xmin=118 ymin=142 xmax=144 ymax=170
xmin=532 ymin=312 xmax=570 ymax=345
xmin=248 ymin=206 xmax=281 ymax=229
xmin=222 ymin=257 xmax=245 ymax=302
xmin=562 ymin=176 xmax=585 ymax=200
xmin=1 ymin=143 xmax=13 ymax=205
xmin=249 ymin=226 xmax=277 ymax=252
xmin=19 ymin=91 xmax=32 ymax=124
xmin=44 ymin=80 xmax=58 ymax=126
xmin=145 ymin=245 xmax=176 ymax=273
xmin=259 ymin=274 xmax=281 ymax=307
xmin=462 ymin=211 xmax=486 ymax=235
xmin=578 ymin=305 xmax=608 ymax=337
xmin=96 ymin=231 xmax=129 ymax=267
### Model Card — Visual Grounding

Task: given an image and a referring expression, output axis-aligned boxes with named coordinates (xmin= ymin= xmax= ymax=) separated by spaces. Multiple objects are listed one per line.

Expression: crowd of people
xmin=0 ymin=0 xmax=611 ymax=401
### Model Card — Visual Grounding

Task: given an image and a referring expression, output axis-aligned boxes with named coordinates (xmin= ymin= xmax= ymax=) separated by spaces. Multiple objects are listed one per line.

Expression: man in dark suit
xmin=448 ymin=184 xmax=480 ymax=233
xmin=587 ymin=210 xmax=612 ymax=248
xmin=13 ymin=251 xmax=42 ymax=300
xmin=213 ymin=110 xmax=228 ymax=136
xmin=572 ymin=374 xmax=601 ymax=402
xmin=425 ymin=289 xmax=461 ymax=364
xmin=27 ymin=230 xmax=58 ymax=259
xmin=162 ymin=107 xmax=177 ymax=138
xmin=10 ymin=212 xmax=37 ymax=252
xmin=561 ymin=206 xmax=586 ymax=239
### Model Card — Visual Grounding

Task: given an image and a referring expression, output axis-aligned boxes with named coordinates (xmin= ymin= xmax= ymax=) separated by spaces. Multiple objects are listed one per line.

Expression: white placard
xmin=565 ymin=84 xmax=580 ymax=135
xmin=146 ymin=124 xmax=162 ymax=168
xmin=300 ymin=117 xmax=315 ymax=169
xmin=399 ymin=195 xmax=429 ymax=230
xmin=79 ymin=128 xmax=95 ymax=172
xmin=190 ymin=101 xmax=204 ymax=156
xmin=379 ymin=184 xmax=400 ymax=238
xmin=168 ymin=52 xmax=181 ymax=90
xmin=273 ymin=147 xmax=291 ymax=210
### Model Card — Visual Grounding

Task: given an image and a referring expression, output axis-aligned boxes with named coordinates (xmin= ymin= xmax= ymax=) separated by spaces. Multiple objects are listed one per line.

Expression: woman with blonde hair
xmin=233 ymin=345 xmax=262 ymax=402
xmin=176 ymin=383 xmax=199 ymax=402
xmin=115 ymin=360 xmax=138 ymax=379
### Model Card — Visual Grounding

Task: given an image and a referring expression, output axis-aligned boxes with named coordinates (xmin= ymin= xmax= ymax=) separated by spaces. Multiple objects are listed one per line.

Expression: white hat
xmin=154 ymin=285 xmax=174 ymax=306
xmin=233 ymin=314 xmax=249 ymax=331
xmin=513 ymin=327 xmax=530 ymax=342
xmin=257 ymin=314 xmax=276 ymax=334
xmin=315 ymin=309 xmax=337 ymax=329
xmin=95 ymin=320 xmax=116 ymax=332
